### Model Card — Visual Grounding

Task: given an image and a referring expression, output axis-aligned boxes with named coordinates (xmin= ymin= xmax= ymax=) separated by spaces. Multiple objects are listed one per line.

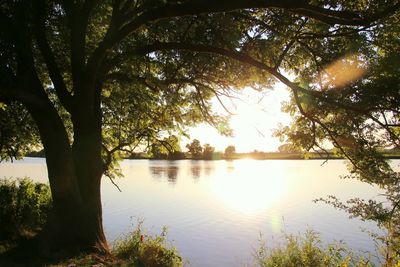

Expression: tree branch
xmin=274 ymin=18 xmax=308 ymax=70
xmin=67 ymin=0 xmax=96 ymax=89
xmin=32 ymin=0 xmax=74 ymax=113
xmin=90 ymin=0 xmax=399 ymax=83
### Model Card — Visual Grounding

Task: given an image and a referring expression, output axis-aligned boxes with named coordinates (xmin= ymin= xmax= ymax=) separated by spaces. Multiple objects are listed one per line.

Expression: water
xmin=1 ymin=158 xmax=393 ymax=266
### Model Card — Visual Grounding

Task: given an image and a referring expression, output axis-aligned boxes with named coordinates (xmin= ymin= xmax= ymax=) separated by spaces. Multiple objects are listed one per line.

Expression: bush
xmin=114 ymin=222 xmax=182 ymax=267
xmin=0 ymin=178 xmax=52 ymax=241
xmin=254 ymin=230 xmax=373 ymax=267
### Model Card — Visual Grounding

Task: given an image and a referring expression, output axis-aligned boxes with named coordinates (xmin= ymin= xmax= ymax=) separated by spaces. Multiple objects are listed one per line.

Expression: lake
xmin=0 ymin=158 xmax=394 ymax=266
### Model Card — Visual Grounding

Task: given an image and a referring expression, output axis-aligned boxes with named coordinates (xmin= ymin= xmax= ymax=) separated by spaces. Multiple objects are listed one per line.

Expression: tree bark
xmin=71 ymin=111 xmax=108 ymax=254
xmin=22 ymin=92 xmax=107 ymax=254
xmin=12 ymin=0 xmax=106 ymax=254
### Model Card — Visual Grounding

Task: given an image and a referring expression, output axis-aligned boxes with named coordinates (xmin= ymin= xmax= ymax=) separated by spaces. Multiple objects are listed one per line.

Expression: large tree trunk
xmin=25 ymin=91 xmax=108 ymax=255
xmin=71 ymin=107 xmax=108 ymax=254
xmin=12 ymin=0 xmax=108 ymax=256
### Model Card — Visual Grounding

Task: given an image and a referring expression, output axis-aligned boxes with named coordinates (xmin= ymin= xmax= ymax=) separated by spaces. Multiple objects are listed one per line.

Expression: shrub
xmin=113 ymin=222 xmax=182 ymax=267
xmin=254 ymin=230 xmax=373 ymax=267
xmin=0 ymin=178 xmax=52 ymax=241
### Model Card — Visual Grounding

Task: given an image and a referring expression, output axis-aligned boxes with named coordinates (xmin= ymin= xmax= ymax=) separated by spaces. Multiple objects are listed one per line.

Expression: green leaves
xmin=276 ymin=10 xmax=400 ymax=261
xmin=0 ymin=104 xmax=41 ymax=161
xmin=0 ymin=178 xmax=52 ymax=241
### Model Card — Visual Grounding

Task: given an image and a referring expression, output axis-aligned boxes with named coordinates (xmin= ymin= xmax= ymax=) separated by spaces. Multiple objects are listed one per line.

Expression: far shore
xmin=23 ymin=150 xmax=400 ymax=161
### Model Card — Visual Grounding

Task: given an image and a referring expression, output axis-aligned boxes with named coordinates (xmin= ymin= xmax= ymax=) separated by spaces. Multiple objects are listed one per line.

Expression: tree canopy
xmin=273 ymin=9 xmax=400 ymax=260
xmin=186 ymin=139 xmax=203 ymax=159
xmin=224 ymin=145 xmax=236 ymax=159
xmin=1 ymin=0 xmax=399 ymax=162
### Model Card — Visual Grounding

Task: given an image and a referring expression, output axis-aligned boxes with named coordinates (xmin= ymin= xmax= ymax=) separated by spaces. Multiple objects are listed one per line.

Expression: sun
xmin=186 ymin=85 xmax=292 ymax=152
xmin=227 ymin=87 xmax=292 ymax=152
xmin=210 ymin=160 xmax=289 ymax=214
xmin=229 ymin=104 xmax=273 ymax=152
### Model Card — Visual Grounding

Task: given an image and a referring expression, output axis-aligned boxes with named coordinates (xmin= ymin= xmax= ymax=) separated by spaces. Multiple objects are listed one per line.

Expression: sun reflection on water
xmin=210 ymin=160 xmax=289 ymax=215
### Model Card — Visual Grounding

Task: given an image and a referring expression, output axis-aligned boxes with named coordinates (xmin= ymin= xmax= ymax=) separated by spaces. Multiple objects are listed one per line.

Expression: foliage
xmin=254 ymin=231 xmax=373 ymax=267
xmin=203 ymin=143 xmax=215 ymax=160
xmin=150 ymin=135 xmax=185 ymax=160
xmin=0 ymin=0 xmax=398 ymax=254
xmin=186 ymin=139 xmax=203 ymax=159
xmin=224 ymin=145 xmax=236 ymax=159
xmin=0 ymin=178 xmax=52 ymax=241
xmin=185 ymin=140 xmax=217 ymax=160
xmin=274 ymin=8 xmax=400 ymax=266
xmin=0 ymin=104 xmax=41 ymax=161
xmin=278 ymin=144 xmax=300 ymax=154
xmin=113 ymin=222 xmax=182 ymax=267
xmin=150 ymin=143 xmax=169 ymax=160
xmin=1 ymin=0 xmax=396 ymax=166
xmin=0 ymin=222 xmax=182 ymax=267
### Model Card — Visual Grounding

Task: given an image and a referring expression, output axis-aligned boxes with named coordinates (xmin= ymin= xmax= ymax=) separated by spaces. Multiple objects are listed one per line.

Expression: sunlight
xmin=187 ymin=86 xmax=292 ymax=152
xmin=318 ymin=53 xmax=368 ymax=89
xmin=223 ymin=86 xmax=292 ymax=152
xmin=229 ymin=102 xmax=280 ymax=152
xmin=210 ymin=160 xmax=288 ymax=215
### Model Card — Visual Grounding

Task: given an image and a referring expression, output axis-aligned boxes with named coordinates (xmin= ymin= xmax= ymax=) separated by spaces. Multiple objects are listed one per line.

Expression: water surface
xmin=1 ymin=158 xmax=391 ymax=266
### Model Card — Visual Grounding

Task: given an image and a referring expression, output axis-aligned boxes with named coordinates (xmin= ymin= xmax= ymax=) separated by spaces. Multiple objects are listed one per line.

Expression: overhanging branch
xmin=90 ymin=0 xmax=400 ymax=82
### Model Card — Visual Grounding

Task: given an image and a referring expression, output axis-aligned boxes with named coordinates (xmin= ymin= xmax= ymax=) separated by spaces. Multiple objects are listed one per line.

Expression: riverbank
xmin=0 ymin=226 xmax=182 ymax=267
xmin=26 ymin=149 xmax=400 ymax=161
xmin=129 ymin=151 xmax=400 ymax=160
xmin=1 ymin=229 xmax=384 ymax=267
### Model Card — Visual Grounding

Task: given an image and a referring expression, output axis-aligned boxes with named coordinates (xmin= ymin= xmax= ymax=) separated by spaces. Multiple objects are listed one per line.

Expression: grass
xmin=253 ymin=230 xmax=375 ymax=267
xmin=113 ymin=223 xmax=182 ymax=267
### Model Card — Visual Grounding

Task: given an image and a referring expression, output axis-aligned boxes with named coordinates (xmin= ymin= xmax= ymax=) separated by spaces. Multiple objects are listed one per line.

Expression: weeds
xmin=254 ymin=230 xmax=374 ymax=267
xmin=113 ymin=222 xmax=182 ymax=267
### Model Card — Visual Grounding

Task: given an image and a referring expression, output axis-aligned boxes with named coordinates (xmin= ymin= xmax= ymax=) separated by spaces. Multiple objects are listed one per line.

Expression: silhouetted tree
xmin=224 ymin=145 xmax=236 ymax=159
xmin=186 ymin=139 xmax=203 ymax=159
xmin=203 ymin=143 xmax=215 ymax=160
xmin=277 ymin=144 xmax=298 ymax=153
xmin=0 ymin=0 xmax=397 ymax=255
xmin=150 ymin=143 xmax=168 ymax=159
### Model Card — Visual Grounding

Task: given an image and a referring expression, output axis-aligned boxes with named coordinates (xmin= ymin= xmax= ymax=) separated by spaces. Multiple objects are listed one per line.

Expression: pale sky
xmin=182 ymin=82 xmax=292 ymax=153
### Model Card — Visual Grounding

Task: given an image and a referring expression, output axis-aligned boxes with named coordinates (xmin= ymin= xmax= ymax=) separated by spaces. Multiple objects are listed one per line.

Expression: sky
xmin=182 ymin=82 xmax=293 ymax=153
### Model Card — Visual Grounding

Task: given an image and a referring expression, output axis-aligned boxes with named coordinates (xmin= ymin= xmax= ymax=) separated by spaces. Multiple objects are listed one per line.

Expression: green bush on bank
xmin=50 ymin=224 xmax=183 ymax=267
xmin=113 ymin=223 xmax=183 ymax=267
xmin=0 ymin=178 xmax=52 ymax=241
xmin=254 ymin=230 xmax=374 ymax=267
xmin=0 ymin=178 xmax=182 ymax=266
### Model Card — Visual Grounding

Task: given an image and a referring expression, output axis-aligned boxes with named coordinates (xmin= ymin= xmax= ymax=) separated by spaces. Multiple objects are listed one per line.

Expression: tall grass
xmin=254 ymin=230 xmax=374 ymax=267
xmin=113 ymin=222 xmax=183 ymax=267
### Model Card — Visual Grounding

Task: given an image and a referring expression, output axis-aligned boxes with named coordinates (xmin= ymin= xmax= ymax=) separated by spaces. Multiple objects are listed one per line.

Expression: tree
xmin=186 ymin=139 xmax=203 ymax=159
xmin=0 ymin=0 xmax=398 ymax=256
xmin=273 ymin=10 xmax=400 ymax=263
xmin=147 ymin=135 xmax=184 ymax=158
xmin=203 ymin=143 xmax=215 ymax=160
xmin=161 ymin=135 xmax=185 ymax=160
xmin=149 ymin=143 xmax=168 ymax=159
xmin=277 ymin=144 xmax=298 ymax=154
xmin=224 ymin=145 xmax=236 ymax=159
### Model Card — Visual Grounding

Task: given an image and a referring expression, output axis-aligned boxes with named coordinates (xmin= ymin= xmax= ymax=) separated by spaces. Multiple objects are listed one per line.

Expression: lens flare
xmin=318 ymin=53 xmax=368 ymax=90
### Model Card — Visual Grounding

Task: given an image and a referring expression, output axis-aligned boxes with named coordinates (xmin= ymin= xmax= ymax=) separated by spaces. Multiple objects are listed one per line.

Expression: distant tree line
xmin=148 ymin=137 xmax=238 ymax=160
